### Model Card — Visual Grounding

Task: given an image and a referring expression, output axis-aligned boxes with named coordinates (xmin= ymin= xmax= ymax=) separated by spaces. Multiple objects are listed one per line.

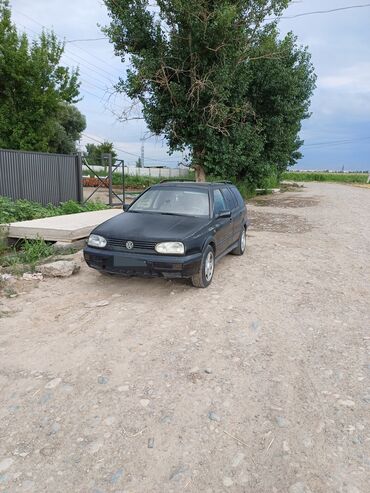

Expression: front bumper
xmin=83 ymin=246 xmax=202 ymax=279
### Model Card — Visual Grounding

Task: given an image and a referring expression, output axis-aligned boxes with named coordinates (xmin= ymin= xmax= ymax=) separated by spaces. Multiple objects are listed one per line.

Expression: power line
xmin=303 ymin=136 xmax=370 ymax=148
xmin=82 ymin=133 xmax=181 ymax=164
xmin=12 ymin=8 xmax=121 ymax=76
xmin=270 ymin=2 xmax=370 ymax=20
xmin=66 ymin=37 xmax=107 ymax=43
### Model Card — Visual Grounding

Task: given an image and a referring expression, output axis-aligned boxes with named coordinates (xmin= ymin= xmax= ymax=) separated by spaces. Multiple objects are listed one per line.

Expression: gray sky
xmin=10 ymin=0 xmax=370 ymax=170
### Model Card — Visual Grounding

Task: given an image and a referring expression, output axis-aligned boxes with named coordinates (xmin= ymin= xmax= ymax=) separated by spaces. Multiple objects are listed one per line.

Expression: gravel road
xmin=0 ymin=183 xmax=369 ymax=493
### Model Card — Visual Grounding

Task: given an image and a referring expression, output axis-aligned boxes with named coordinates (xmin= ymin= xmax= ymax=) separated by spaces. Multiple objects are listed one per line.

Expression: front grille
xmin=106 ymin=237 xmax=157 ymax=252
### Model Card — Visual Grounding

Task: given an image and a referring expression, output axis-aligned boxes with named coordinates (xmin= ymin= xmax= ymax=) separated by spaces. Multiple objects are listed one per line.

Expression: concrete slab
xmin=6 ymin=209 xmax=122 ymax=242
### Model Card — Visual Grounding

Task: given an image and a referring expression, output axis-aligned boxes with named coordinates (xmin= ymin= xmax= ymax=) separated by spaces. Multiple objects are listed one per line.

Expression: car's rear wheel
xmin=191 ymin=245 xmax=215 ymax=288
xmin=231 ymin=226 xmax=247 ymax=256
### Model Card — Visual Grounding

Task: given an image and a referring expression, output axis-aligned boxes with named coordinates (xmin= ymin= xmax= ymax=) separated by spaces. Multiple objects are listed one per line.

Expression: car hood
xmin=93 ymin=211 xmax=211 ymax=241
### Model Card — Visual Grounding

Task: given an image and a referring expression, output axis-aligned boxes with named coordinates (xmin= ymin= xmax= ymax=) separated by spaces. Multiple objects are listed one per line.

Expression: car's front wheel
xmin=191 ymin=245 xmax=215 ymax=288
xmin=231 ymin=226 xmax=247 ymax=256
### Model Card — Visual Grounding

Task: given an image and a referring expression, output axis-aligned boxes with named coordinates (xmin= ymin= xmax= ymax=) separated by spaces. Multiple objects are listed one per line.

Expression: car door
xmin=221 ymin=186 xmax=239 ymax=244
xmin=212 ymin=188 xmax=233 ymax=255
xmin=229 ymin=185 xmax=247 ymax=237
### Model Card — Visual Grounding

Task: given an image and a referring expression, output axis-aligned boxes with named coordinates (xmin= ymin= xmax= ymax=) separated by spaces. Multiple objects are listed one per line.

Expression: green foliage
xmin=283 ymin=172 xmax=368 ymax=184
xmin=84 ymin=142 xmax=118 ymax=165
xmin=103 ymin=0 xmax=315 ymax=184
xmin=0 ymin=196 xmax=107 ymax=224
xmin=87 ymin=169 xmax=194 ymax=188
xmin=0 ymin=237 xmax=53 ymax=269
xmin=21 ymin=237 xmax=54 ymax=265
xmin=49 ymin=104 xmax=86 ymax=154
xmin=0 ymin=1 xmax=85 ymax=153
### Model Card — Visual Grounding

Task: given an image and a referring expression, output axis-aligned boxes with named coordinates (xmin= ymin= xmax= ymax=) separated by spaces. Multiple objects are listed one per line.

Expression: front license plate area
xmin=113 ymin=257 xmax=147 ymax=268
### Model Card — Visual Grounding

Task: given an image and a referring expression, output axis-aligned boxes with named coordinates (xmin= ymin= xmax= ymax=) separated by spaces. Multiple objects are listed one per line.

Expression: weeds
xmin=1 ymin=237 xmax=54 ymax=271
xmin=0 ymin=196 xmax=107 ymax=225
xmin=282 ymin=172 xmax=368 ymax=184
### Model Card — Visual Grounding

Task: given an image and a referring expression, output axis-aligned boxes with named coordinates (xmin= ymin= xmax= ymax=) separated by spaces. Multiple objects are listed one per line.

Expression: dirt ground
xmin=0 ymin=183 xmax=369 ymax=493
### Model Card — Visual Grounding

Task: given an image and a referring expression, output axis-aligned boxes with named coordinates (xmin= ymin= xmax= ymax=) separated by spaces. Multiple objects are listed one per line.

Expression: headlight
xmin=155 ymin=242 xmax=185 ymax=255
xmin=87 ymin=234 xmax=107 ymax=248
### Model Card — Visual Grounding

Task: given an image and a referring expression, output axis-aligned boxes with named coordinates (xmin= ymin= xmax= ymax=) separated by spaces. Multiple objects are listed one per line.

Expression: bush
xmin=0 ymin=196 xmax=107 ymax=224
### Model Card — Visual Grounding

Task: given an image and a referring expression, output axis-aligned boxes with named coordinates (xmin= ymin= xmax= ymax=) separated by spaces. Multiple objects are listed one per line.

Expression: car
xmin=83 ymin=181 xmax=248 ymax=288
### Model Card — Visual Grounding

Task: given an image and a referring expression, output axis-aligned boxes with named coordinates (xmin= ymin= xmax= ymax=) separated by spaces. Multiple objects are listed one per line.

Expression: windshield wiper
xmin=158 ymin=212 xmax=185 ymax=216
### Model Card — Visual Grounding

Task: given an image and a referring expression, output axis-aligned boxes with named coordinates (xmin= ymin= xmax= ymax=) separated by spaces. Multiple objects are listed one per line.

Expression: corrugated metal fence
xmin=0 ymin=149 xmax=83 ymax=205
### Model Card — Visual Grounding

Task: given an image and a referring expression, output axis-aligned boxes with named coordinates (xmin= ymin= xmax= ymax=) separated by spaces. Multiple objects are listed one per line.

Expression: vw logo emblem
xmin=125 ymin=241 xmax=134 ymax=250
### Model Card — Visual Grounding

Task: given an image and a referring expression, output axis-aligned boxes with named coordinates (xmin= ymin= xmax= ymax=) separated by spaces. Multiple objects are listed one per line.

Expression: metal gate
xmin=83 ymin=153 xmax=125 ymax=207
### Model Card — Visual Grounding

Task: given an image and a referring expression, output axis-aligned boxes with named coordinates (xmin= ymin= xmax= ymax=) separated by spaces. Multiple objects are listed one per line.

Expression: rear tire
xmin=191 ymin=245 xmax=215 ymax=288
xmin=231 ymin=227 xmax=246 ymax=256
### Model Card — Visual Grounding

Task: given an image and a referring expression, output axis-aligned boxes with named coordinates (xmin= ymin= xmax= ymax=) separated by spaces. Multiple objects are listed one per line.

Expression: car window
xmin=221 ymin=187 xmax=237 ymax=210
xmin=129 ymin=188 xmax=210 ymax=217
xmin=230 ymin=186 xmax=245 ymax=208
xmin=213 ymin=189 xmax=227 ymax=215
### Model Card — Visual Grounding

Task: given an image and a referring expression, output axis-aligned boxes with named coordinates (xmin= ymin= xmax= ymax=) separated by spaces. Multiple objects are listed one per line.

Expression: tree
xmin=0 ymin=0 xmax=85 ymax=153
xmin=103 ymin=0 xmax=315 ymax=183
xmin=135 ymin=158 xmax=142 ymax=168
xmin=48 ymin=104 xmax=86 ymax=154
xmin=84 ymin=142 xmax=118 ymax=165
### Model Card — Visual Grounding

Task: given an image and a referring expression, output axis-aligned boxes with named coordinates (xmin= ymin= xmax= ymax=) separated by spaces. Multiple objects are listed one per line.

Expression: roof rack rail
xmin=159 ymin=179 xmax=197 ymax=183
xmin=217 ymin=180 xmax=233 ymax=184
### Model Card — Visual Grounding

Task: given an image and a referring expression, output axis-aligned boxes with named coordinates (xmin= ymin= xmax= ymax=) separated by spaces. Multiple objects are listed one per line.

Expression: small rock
xmin=0 ymin=457 xmax=14 ymax=473
xmin=289 ymin=482 xmax=312 ymax=493
xmin=148 ymin=437 xmax=154 ymax=448
xmin=362 ymin=395 xmax=370 ymax=404
xmin=223 ymin=477 xmax=234 ymax=487
xmin=276 ymin=416 xmax=290 ymax=428
xmin=1 ymin=273 xmax=12 ymax=281
xmin=140 ymin=399 xmax=150 ymax=407
xmin=208 ymin=411 xmax=221 ymax=422
xmin=45 ymin=378 xmax=62 ymax=389
xmin=338 ymin=399 xmax=355 ymax=408
xmin=110 ymin=468 xmax=124 ymax=484
xmin=231 ymin=452 xmax=245 ymax=468
xmin=104 ymin=416 xmax=115 ymax=426
xmin=22 ymin=272 xmax=43 ymax=281
xmin=98 ymin=376 xmax=108 ymax=385
xmin=204 ymin=368 xmax=212 ymax=374
xmin=49 ymin=423 xmax=61 ymax=435
xmin=85 ymin=300 xmax=110 ymax=308
xmin=38 ymin=260 xmax=80 ymax=278
xmin=21 ymin=480 xmax=35 ymax=491
xmin=169 ymin=465 xmax=188 ymax=481
xmin=117 ymin=385 xmax=129 ymax=392
xmin=39 ymin=446 xmax=55 ymax=457
xmin=87 ymin=441 xmax=103 ymax=454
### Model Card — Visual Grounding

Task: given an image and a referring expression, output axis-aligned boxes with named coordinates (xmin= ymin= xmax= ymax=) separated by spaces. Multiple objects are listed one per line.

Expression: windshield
xmin=129 ymin=188 xmax=210 ymax=217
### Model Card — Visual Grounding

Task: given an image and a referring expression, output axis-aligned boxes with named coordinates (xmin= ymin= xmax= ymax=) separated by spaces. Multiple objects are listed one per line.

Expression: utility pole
xmin=140 ymin=138 xmax=145 ymax=168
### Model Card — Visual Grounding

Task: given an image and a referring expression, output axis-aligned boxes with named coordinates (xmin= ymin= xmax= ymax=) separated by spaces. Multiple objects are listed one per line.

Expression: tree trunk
xmin=193 ymin=147 xmax=206 ymax=182
xmin=194 ymin=164 xmax=206 ymax=182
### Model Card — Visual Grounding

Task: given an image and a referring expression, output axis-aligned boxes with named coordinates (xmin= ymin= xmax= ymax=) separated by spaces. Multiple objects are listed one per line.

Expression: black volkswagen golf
xmin=84 ymin=181 xmax=248 ymax=288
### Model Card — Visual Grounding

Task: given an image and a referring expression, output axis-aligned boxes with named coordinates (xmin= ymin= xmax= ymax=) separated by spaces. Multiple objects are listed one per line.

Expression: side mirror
xmin=123 ymin=203 xmax=130 ymax=211
xmin=217 ymin=210 xmax=231 ymax=219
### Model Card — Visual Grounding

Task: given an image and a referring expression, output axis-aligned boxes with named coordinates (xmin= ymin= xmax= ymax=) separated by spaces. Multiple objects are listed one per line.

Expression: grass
xmin=0 ymin=197 xmax=108 ymax=282
xmin=282 ymin=171 xmax=369 ymax=184
xmin=1 ymin=237 xmax=55 ymax=271
xmin=85 ymin=170 xmax=195 ymax=189
xmin=0 ymin=196 xmax=108 ymax=225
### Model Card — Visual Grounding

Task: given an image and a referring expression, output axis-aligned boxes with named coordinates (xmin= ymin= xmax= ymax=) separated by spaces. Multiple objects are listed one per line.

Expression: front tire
xmin=191 ymin=245 xmax=215 ymax=288
xmin=231 ymin=227 xmax=246 ymax=256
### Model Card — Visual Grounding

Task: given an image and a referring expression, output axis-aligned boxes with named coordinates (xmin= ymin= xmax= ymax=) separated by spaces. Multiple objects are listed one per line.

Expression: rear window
xmin=230 ymin=186 xmax=245 ymax=208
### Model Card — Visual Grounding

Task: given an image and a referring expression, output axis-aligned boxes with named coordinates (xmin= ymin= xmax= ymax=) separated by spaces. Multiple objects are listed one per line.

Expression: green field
xmin=282 ymin=172 xmax=368 ymax=184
